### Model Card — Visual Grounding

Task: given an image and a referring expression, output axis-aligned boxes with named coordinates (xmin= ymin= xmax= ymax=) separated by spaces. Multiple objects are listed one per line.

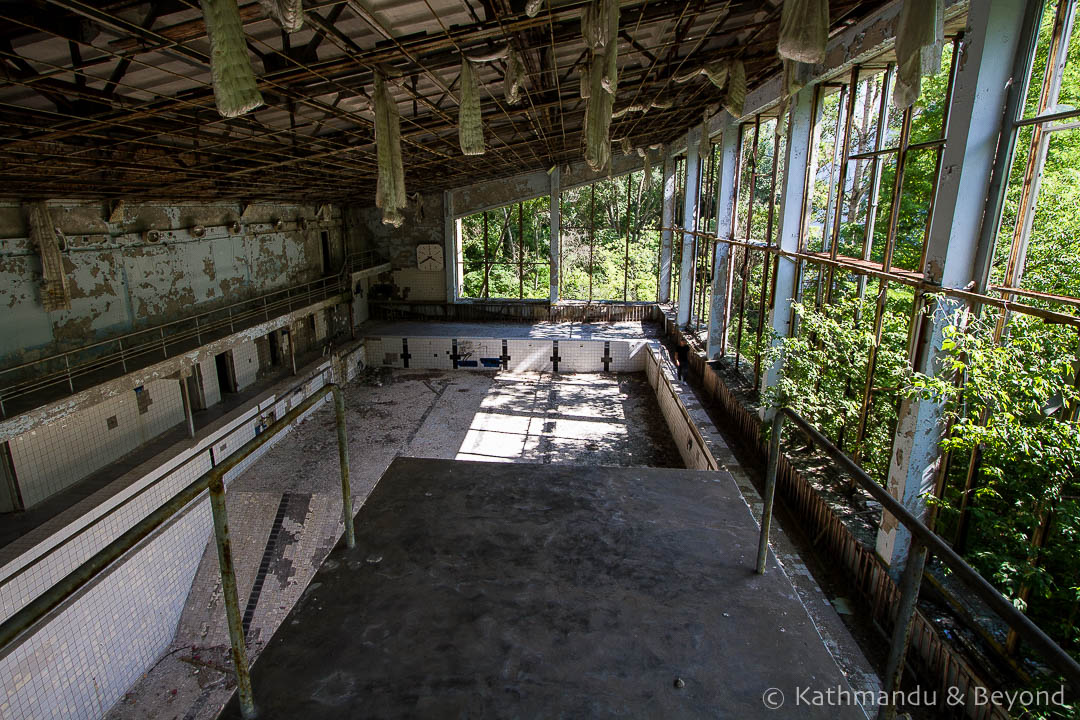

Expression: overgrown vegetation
xmin=458 ymin=169 xmax=662 ymax=302
xmin=761 ymin=3 xmax=1080 ymax=682
xmin=914 ymin=312 xmax=1080 ymax=664
xmin=560 ymin=169 xmax=662 ymax=302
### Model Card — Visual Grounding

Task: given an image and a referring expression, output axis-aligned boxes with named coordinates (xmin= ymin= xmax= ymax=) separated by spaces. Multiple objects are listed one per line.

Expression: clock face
xmin=416 ymin=243 xmax=444 ymax=271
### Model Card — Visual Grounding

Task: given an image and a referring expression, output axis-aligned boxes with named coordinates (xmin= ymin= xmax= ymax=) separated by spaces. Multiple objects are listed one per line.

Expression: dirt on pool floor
xmin=106 ymin=369 xmax=681 ymax=720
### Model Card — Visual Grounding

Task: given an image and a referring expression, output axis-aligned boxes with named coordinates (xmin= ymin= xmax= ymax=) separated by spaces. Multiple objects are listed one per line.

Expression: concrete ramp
xmin=220 ymin=457 xmax=865 ymax=719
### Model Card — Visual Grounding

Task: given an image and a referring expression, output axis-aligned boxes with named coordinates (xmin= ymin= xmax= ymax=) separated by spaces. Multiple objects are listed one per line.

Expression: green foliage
xmin=460 ymin=196 xmax=551 ymax=300
xmin=762 ymin=283 xmax=913 ymax=482
xmin=913 ymin=314 xmax=1080 ymax=657
xmin=559 ymin=169 xmax=662 ymax=301
xmin=806 ymin=48 xmax=952 ymax=270
xmin=459 ymin=169 xmax=662 ymax=303
xmin=992 ymin=1 xmax=1080 ymax=299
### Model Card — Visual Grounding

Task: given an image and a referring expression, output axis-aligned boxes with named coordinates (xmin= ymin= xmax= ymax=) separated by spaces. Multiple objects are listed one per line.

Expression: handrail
xmin=339 ymin=250 xmax=385 ymax=282
xmin=0 ymin=364 xmax=332 ymax=601
xmin=755 ymin=406 xmax=1080 ymax=719
xmin=0 ymin=383 xmax=354 ymax=720
xmin=0 ymin=250 xmax=388 ymax=415
xmin=0 ymin=274 xmax=350 ymax=416
xmin=1 ymin=275 xmax=341 ymax=377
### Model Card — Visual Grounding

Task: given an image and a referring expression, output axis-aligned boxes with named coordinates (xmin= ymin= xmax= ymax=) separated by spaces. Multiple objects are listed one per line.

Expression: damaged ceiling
xmin=0 ymin=0 xmax=889 ymax=203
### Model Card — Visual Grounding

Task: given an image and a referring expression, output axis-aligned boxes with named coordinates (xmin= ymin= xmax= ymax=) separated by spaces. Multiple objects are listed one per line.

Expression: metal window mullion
xmin=698 ymin=143 xmax=715 ymax=325
xmin=718 ymin=126 xmax=747 ymax=357
xmin=826 ymin=66 xmax=862 ymax=304
xmin=955 ymin=0 xmax=1074 ymax=554
xmin=686 ymin=147 xmax=704 ymax=325
xmin=999 ymin=0 xmax=1077 ymax=330
xmin=915 ymin=36 xmax=963 ymax=277
xmin=817 ymin=84 xmax=848 ymax=310
xmin=588 ymin=183 xmax=595 ymax=303
xmin=754 ymin=124 xmax=784 ymax=386
xmin=623 ymin=173 xmax=632 ymax=303
xmin=482 ymin=211 xmax=490 ymax=299
xmin=733 ymin=120 xmax=760 ymax=371
xmin=518 ymin=202 xmax=525 ymax=300
xmin=858 ymin=65 xmax=896 ymax=300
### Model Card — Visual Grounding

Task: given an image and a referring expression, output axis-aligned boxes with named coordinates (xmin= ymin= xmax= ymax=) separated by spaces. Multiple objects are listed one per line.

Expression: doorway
xmin=215 ymin=351 xmax=237 ymax=394
xmin=269 ymin=330 xmax=282 ymax=367
xmin=186 ymin=365 xmax=207 ymax=411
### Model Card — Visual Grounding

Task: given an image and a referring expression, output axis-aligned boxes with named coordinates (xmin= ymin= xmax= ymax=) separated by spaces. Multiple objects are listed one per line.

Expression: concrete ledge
xmin=0 ymin=293 xmax=351 ymax=441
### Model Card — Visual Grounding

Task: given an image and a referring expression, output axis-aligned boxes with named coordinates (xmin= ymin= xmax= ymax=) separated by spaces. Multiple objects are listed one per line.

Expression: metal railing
xmin=755 ymin=406 xmax=1080 ymax=720
xmin=0 ymin=275 xmax=351 ymax=417
xmin=0 ymin=250 xmax=389 ymax=417
xmin=0 ymin=383 xmax=354 ymax=720
xmin=340 ymin=250 xmax=387 ymax=280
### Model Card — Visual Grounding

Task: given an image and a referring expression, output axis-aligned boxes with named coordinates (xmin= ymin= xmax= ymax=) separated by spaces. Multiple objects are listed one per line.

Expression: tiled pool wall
xmin=0 ymin=331 xmax=732 ymax=720
xmin=0 ymin=343 xmax=365 ymax=720
xmin=364 ymin=336 xmax=649 ymax=373
xmin=364 ymin=335 xmax=729 ymax=474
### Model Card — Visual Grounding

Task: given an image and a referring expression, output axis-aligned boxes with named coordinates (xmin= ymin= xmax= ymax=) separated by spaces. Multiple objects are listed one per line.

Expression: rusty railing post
xmin=332 ymin=386 xmax=355 ymax=549
xmin=876 ymin=536 xmax=929 ymax=720
xmin=756 ymin=409 xmax=783 ymax=574
xmin=208 ymin=477 xmax=257 ymax=719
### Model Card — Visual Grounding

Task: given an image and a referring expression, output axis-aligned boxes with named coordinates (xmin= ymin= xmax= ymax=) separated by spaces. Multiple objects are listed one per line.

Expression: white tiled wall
xmin=0 ymin=496 xmax=212 ymax=720
xmin=505 ymin=339 xmax=552 ymax=372
xmin=9 ymin=379 xmax=185 ymax=508
xmin=405 ymin=338 xmax=454 ymax=370
xmin=364 ymin=336 xmax=648 ymax=374
xmin=232 ymin=340 xmax=259 ymax=391
xmin=0 ymin=360 xmax=342 ymax=720
xmin=644 ymin=342 xmax=719 ymax=471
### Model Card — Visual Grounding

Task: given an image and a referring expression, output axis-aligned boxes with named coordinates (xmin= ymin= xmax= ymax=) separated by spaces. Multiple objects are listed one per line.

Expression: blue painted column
xmin=706 ymin=117 xmax=740 ymax=360
xmin=759 ymin=87 xmax=816 ymax=407
xmin=676 ymin=125 xmax=702 ymax=327
xmin=877 ymin=0 xmax=1032 ymax=573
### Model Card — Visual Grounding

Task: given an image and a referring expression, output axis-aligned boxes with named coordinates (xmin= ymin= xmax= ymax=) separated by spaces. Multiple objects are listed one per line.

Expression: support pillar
xmin=444 ymin=190 xmax=457 ymax=303
xmin=706 ymin=117 xmax=740 ymax=360
xmin=550 ymin=167 xmax=561 ymax=303
xmin=179 ymin=370 xmax=196 ymax=439
xmin=676 ymin=125 xmax=702 ymax=327
xmin=658 ymin=154 xmax=675 ymax=303
xmin=760 ymin=86 xmax=817 ymax=405
xmin=287 ymin=325 xmax=297 ymax=375
xmin=876 ymin=0 xmax=1031 ymax=573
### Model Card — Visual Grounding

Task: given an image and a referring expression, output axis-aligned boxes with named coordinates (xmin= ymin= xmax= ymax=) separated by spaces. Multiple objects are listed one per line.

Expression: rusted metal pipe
xmin=755 ymin=409 xmax=782 ymax=574
xmin=208 ymin=477 xmax=256 ymax=719
xmin=0 ymin=383 xmax=354 ymax=706
xmin=876 ymin=537 xmax=928 ymax=720
xmin=780 ymin=407 xmax=1080 ymax=690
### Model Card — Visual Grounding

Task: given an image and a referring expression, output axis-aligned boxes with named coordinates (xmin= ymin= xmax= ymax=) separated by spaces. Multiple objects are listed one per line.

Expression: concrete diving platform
xmin=220 ymin=457 xmax=865 ymax=719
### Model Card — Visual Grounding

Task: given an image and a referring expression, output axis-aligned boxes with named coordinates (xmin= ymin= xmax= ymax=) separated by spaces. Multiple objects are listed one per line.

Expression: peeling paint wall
xmin=0 ymin=201 xmax=345 ymax=368
xmin=346 ymin=193 xmax=446 ymax=303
